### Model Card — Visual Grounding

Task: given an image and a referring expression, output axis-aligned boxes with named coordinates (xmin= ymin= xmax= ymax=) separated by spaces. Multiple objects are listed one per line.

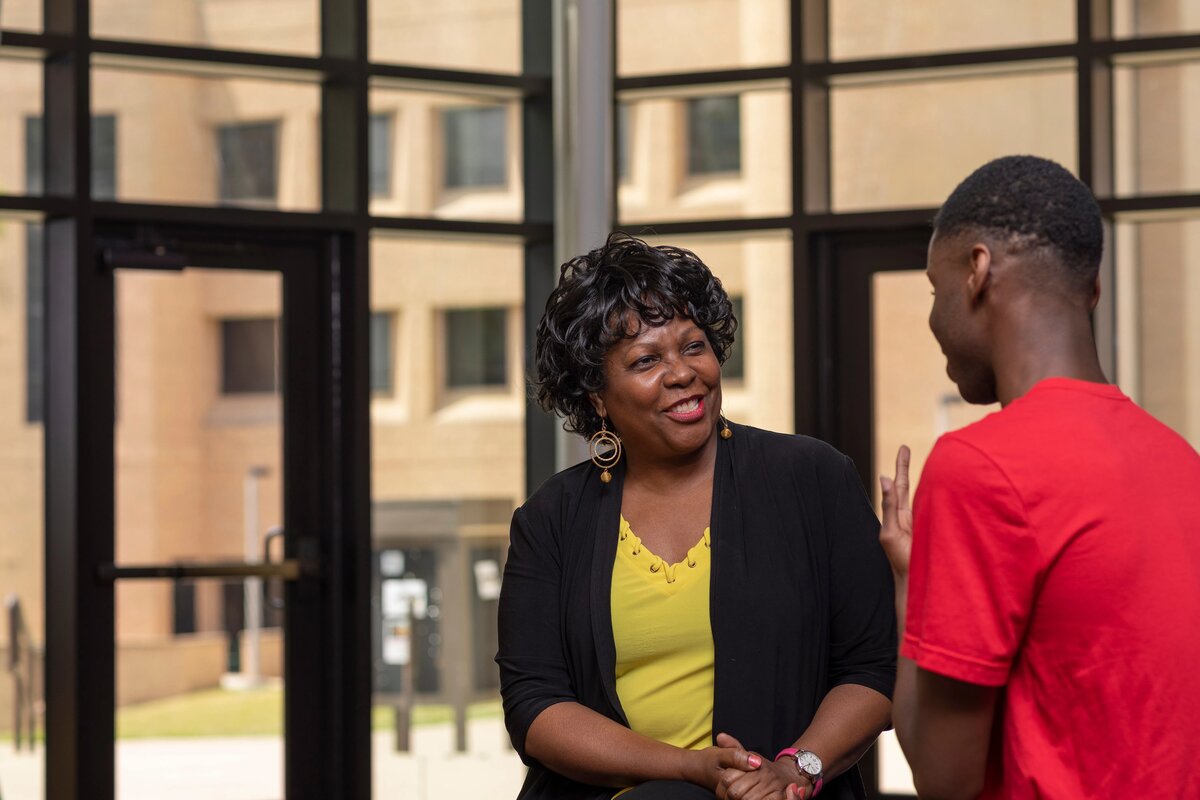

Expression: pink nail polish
xmin=748 ymin=754 xmax=762 ymax=768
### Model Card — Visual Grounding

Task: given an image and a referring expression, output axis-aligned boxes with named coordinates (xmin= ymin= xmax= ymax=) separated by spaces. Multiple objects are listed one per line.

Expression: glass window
xmin=1113 ymin=0 xmax=1200 ymax=39
xmin=25 ymin=225 xmax=44 ymax=423
xmin=617 ymin=0 xmax=788 ymax=76
xmin=443 ymin=106 xmax=508 ymax=189
xmin=831 ymin=67 xmax=1076 ymax=211
xmin=1114 ymin=59 xmax=1200 ymax=196
xmin=221 ymin=318 xmax=278 ymax=394
xmin=618 ymin=86 xmax=790 ymax=225
xmin=723 ymin=296 xmax=745 ymax=381
xmin=687 ymin=95 xmax=741 ymax=176
xmin=370 ymin=233 xmax=526 ymax=796
xmin=1 ymin=0 xmax=40 ymax=30
xmin=370 ymin=0 xmax=522 ymax=73
xmin=370 ymin=113 xmax=394 ymax=198
xmin=371 ymin=311 xmax=395 ymax=394
xmin=93 ymin=67 xmax=319 ymax=211
xmin=218 ymin=122 xmax=280 ymax=205
xmin=617 ymin=102 xmax=632 ymax=182
xmin=1115 ymin=218 xmax=1200 ymax=450
xmin=23 ymin=115 xmax=116 ymax=199
xmin=445 ymin=308 xmax=508 ymax=389
xmin=91 ymin=0 xmax=319 ymax=56
xmin=830 ymin=0 xmax=1074 ymax=60
xmin=173 ymin=582 xmax=198 ymax=635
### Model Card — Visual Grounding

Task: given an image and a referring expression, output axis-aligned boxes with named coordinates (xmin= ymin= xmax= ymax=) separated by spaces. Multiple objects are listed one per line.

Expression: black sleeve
xmin=826 ymin=455 xmax=897 ymax=699
xmin=496 ymin=504 xmax=577 ymax=763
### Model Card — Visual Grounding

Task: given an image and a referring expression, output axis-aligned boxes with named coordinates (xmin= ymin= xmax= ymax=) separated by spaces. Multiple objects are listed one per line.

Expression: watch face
xmin=796 ymin=751 xmax=823 ymax=776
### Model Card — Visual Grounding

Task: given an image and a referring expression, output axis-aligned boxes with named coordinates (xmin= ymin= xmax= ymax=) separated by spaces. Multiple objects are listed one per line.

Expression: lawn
xmin=113 ymin=684 xmax=501 ymax=739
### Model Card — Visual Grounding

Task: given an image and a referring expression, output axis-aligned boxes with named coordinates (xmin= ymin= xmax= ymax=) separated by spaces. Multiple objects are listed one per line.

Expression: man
xmin=878 ymin=155 xmax=1200 ymax=799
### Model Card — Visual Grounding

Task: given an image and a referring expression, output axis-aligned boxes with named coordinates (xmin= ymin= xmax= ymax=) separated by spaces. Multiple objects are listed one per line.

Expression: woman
xmin=498 ymin=233 xmax=895 ymax=800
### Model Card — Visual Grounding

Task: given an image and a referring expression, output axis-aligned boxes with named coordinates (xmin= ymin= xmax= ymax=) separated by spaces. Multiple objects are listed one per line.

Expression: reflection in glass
xmin=1 ymin=60 xmax=43 ymax=197
xmin=643 ymin=232 xmax=793 ymax=434
xmin=1113 ymin=0 xmax=1200 ymax=39
xmin=0 ymin=217 xmax=46 ymax=796
xmin=1114 ymin=60 xmax=1200 ymax=197
xmin=830 ymin=0 xmax=1073 ymax=60
xmin=1115 ymin=220 xmax=1200 ymax=451
xmin=831 ymin=69 xmax=1076 ymax=211
xmin=617 ymin=0 xmax=788 ymax=76
xmin=0 ymin=0 xmax=40 ymax=30
xmin=369 ymin=87 xmax=522 ymax=220
xmin=92 ymin=0 xmax=319 ymax=56
xmin=114 ymin=268 xmax=284 ymax=798
xmin=617 ymin=87 xmax=790 ymax=225
xmin=370 ymin=0 xmax=521 ymax=73
xmin=92 ymin=67 xmax=320 ymax=211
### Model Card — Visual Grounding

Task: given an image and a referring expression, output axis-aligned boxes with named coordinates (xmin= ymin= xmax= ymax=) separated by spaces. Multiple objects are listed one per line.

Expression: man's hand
xmin=880 ymin=444 xmax=913 ymax=633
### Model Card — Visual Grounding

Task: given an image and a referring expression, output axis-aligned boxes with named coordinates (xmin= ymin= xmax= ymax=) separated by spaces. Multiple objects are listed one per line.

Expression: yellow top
xmin=611 ymin=515 xmax=715 ymax=755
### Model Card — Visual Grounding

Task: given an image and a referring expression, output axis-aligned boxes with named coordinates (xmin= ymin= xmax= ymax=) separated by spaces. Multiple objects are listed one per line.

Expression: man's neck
xmin=991 ymin=301 xmax=1108 ymax=406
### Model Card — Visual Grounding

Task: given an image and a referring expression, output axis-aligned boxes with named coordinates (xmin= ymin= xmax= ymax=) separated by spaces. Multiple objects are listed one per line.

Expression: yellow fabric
xmin=610 ymin=515 xmax=715 ymax=762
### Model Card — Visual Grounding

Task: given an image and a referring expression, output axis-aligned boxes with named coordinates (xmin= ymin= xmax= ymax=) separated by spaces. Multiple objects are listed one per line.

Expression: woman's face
xmin=591 ymin=315 xmax=723 ymax=465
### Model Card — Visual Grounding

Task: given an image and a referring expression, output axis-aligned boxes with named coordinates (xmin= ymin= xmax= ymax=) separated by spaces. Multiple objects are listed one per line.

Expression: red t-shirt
xmin=903 ymin=378 xmax=1200 ymax=798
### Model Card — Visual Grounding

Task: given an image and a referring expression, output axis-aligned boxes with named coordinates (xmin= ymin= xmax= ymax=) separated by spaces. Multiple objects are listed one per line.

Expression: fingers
xmin=714 ymin=732 xmax=759 ymax=771
xmin=716 ymin=732 xmax=744 ymax=750
xmin=894 ymin=444 xmax=911 ymax=511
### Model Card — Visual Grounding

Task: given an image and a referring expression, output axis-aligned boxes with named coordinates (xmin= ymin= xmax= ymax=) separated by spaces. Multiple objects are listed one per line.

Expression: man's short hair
xmin=934 ymin=155 xmax=1104 ymax=289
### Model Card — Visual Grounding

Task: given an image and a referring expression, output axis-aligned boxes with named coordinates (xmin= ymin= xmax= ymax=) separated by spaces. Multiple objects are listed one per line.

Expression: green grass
xmin=112 ymin=684 xmax=501 ymax=739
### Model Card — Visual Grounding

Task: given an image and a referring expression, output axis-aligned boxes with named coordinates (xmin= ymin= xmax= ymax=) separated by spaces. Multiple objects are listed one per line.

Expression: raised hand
xmin=879 ymin=445 xmax=913 ymax=578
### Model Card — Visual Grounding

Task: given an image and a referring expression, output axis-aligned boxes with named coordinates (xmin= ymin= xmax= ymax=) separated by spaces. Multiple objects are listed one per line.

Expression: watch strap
xmin=773 ymin=748 xmax=824 ymax=798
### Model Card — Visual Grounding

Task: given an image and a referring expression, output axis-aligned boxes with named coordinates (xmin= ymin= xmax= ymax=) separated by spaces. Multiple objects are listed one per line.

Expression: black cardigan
xmin=497 ymin=423 xmax=897 ymax=800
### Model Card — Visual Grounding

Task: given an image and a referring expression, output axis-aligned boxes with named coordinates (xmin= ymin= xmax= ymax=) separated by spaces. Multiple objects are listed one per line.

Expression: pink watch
xmin=774 ymin=747 xmax=824 ymax=797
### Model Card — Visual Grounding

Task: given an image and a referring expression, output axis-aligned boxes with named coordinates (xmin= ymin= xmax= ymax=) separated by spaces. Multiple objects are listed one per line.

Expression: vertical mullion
xmin=523 ymin=0 xmax=557 ymax=496
xmin=44 ymin=0 xmax=111 ymax=798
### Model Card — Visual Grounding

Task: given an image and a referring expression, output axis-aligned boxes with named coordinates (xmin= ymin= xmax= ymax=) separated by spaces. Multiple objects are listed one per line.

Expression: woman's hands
xmin=710 ymin=734 xmax=812 ymax=800
xmin=679 ymin=732 xmax=763 ymax=790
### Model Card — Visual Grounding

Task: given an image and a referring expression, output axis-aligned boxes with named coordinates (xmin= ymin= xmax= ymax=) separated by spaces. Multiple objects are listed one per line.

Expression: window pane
xmin=92 ymin=0 xmax=318 ymax=56
xmin=370 ymin=0 xmax=521 ymax=73
xmin=831 ymin=0 xmax=1074 ymax=60
xmin=114 ymin=268 xmax=284 ymax=798
xmin=24 ymin=114 xmax=118 ymax=199
xmin=687 ymin=96 xmax=741 ymax=175
xmin=217 ymin=122 xmax=279 ymax=205
xmin=221 ymin=319 xmax=278 ymax=394
xmin=617 ymin=0 xmax=788 ymax=77
xmin=618 ymin=86 xmax=790 ymax=225
xmin=643 ymin=232 xmax=793 ymax=433
xmin=371 ymin=312 xmax=395 ymax=394
xmin=1114 ymin=0 xmax=1200 ymax=38
xmin=370 ymin=113 xmax=394 ymax=198
xmin=0 ymin=0 xmax=40 ymax=30
xmin=93 ymin=66 xmax=319 ymax=211
xmin=617 ymin=102 xmax=632 ymax=182
xmin=1114 ymin=59 xmax=1200 ymax=196
xmin=2 ymin=59 xmax=42 ymax=197
xmin=370 ymin=86 xmax=522 ymax=221
xmin=370 ymin=232 xmax=525 ymax=796
xmin=443 ymin=106 xmax=508 ymax=189
xmin=831 ymin=67 xmax=1076 ymax=211
xmin=0 ymin=216 xmax=46 ymax=797
xmin=1116 ymin=219 xmax=1200 ymax=451
xmin=445 ymin=308 xmax=508 ymax=388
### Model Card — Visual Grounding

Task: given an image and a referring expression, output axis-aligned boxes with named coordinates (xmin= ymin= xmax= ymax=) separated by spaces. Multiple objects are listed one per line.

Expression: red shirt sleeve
xmin=901 ymin=436 xmax=1042 ymax=687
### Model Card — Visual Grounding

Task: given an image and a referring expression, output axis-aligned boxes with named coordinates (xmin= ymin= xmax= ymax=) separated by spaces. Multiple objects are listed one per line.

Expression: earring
xmin=720 ymin=415 xmax=733 ymax=439
xmin=590 ymin=419 xmax=623 ymax=483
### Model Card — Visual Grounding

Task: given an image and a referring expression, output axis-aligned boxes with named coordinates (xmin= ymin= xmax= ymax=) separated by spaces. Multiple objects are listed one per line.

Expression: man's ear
xmin=589 ymin=392 xmax=607 ymax=422
xmin=1089 ymin=274 xmax=1102 ymax=313
xmin=967 ymin=243 xmax=993 ymax=305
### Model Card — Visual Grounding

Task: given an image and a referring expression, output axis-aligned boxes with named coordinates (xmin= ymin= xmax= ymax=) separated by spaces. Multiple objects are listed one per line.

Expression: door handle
xmin=263 ymin=525 xmax=287 ymax=610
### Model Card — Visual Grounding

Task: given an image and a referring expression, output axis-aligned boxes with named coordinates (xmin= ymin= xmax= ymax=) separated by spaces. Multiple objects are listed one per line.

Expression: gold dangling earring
xmin=720 ymin=415 xmax=733 ymax=439
xmin=590 ymin=419 xmax=623 ymax=483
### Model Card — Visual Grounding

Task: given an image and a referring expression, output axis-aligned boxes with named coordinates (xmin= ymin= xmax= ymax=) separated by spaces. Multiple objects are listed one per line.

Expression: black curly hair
xmin=533 ymin=232 xmax=738 ymax=439
xmin=934 ymin=155 xmax=1103 ymax=290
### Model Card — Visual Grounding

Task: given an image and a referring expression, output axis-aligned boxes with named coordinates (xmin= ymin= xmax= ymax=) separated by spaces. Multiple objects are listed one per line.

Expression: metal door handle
xmin=263 ymin=525 xmax=287 ymax=610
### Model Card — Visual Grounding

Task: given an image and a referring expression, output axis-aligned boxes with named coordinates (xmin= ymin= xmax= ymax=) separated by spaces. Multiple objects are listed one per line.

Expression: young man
xmin=878 ymin=155 xmax=1200 ymax=799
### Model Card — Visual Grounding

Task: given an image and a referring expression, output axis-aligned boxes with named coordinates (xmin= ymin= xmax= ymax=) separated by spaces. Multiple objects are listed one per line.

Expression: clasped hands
xmin=691 ymin=732 xmax=814 ymax=800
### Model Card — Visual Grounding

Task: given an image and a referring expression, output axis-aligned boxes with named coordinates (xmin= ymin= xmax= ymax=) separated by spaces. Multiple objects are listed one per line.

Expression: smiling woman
xmin=497 ymin=233 xmax=898 ymax=800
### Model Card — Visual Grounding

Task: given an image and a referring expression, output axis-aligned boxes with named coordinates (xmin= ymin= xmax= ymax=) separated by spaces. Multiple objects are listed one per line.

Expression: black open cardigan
xmin=497 ymin=422 xmax=897 ymax=800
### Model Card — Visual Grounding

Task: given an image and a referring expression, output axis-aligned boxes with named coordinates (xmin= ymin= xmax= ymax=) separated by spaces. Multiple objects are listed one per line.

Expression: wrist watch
xmin=774 ymin=748 xmax=824 ymax=797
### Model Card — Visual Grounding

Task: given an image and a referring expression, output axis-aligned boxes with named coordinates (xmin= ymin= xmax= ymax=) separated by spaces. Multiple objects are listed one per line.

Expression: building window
xmin=443 ymin=106 xmax=507 ymax=189
xmin=371 ymin=311 xmax=395 ymax=394
xmin=221 ymin=318 xmax=278 ymax=394
xmin=369 ymin=113 xmax=393 ymax=198
xmin=173 ymin=581 xmax=197 ymax=635
xmin=617 ymin=102 xmax=631 ymax=181
xmin=686 ymin=95 xmax=741 ymax=175
xmin=24 ymin=114 xmax=117 ymax=198
xmin=445 ymin=308 xmax=508 ymax=389
xmin=217 ymin=121 xmax=279 ymax=204
xmin=724 ymin=296 xmax=745 ymax=381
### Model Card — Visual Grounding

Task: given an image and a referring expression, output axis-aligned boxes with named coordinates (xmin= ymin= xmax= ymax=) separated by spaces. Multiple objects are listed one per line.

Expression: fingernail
xmin=748 ymin=754 xmax=761 ymax=768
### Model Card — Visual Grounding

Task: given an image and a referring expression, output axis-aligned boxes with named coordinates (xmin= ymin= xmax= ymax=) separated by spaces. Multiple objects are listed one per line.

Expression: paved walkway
xmin=0 ymin=718 xmax=526 ymax=799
